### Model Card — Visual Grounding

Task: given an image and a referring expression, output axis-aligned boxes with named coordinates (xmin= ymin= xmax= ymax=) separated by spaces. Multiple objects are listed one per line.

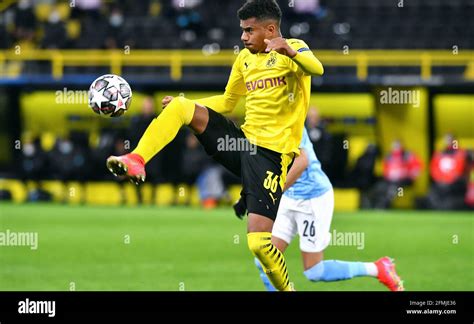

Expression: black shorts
xmin=195 ymin=108 xmax=294 ymax=220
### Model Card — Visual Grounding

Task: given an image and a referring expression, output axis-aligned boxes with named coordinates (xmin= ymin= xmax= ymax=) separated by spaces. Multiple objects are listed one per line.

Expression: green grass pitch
xmin=0 ymin=203 xmax=472 ymax=291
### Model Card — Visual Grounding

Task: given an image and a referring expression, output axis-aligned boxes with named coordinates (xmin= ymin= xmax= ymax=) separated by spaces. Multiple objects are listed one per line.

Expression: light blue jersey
xmin=284 ymin=128 xmax=332 ymax=200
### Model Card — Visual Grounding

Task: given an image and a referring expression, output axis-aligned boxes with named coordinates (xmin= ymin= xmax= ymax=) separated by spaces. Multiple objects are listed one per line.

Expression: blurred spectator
xmin=41 ymin=10 xmax=67 ymax=49
xmin=13 ymin=0 xmax=36 ymax=43
xmin=48 ymin=134 xmax=89 ymax=181
xmin=292 ymin=0 xmax=327 ymax=20
xmin=348 ymin=143 xmax=378 ymax=190
xmin=417 ymin=134 xmax=470 ymax=210
xmin=181 ymin=132 xmax=209 ymax=185
xmin=2 ymin=0 xmax=471 ymax=51
xmin=306 ymin=106 xmax=347 ymax=185
xmin=129 ymin=96 xmax=157 ymax=146
xmin=171 ymin=0 xmax=203 ymax=46
xmin=0 ymin=0 xmax=470 ymax=52
xmin=0 ymin=15 xmax=11 ymax=49
xmin=173 ymin=1 xmax=202 ymax=31
xmin=465 ymin=151 xmax=474 ymax=209
xmin=124 ymin=0 xmax=153 ymax=17
xmin=90 ymin=130 xmax=120 ymax=180
xmin=128 ymin=96 xmax=161 ymax=183
xmin=306 ymin=107 xmax=332 ymax=174
xmin=74 ymin=0 xmax=106 ymax=49
xmin=112 ymin=137 xmax=128 ymax=156
xmin=197 ymin=165 xmax=227 ymax=209
xmin=383 ymin=140 xmax=422 ymax=184
xmin=20 ymin=136 xmax=47 ymax=181
xmin=430 ymin=134 xmax=467 ymax=186
xmin=19 ymin=136 xmax=52 ymax=202
xmin=367 ymin=139 xmax=422 ymax=209
xmin=128 ymin=97 xmax=186 ymax=185
xmin=104 ymin=7 xmax=134 ymax=49
xmin=181 ymin=131 xmax=226 ymax=208
xmin=71 ymin=0 xmax=102 ymax=21
xmin=172 ymin=0 xmax=202 ymax=10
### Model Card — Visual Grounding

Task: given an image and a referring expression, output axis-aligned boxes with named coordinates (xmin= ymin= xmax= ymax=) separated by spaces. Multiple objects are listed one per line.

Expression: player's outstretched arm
xmin=290 ymin=47 xmax=324 ymax=76
xmin=264 ymin=37 xmax=324 ymax=76
xmin=283 ymin=148 xmax=309 ymax=192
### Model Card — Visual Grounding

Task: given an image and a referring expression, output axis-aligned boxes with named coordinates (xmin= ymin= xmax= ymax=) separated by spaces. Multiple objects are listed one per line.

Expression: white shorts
xmin=272 ymin=189 xmax=334 ymax=253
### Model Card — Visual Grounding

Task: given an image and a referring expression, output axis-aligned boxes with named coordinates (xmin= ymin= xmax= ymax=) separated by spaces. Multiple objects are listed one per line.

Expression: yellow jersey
xmin=196 ymin=38 xmax=324 ymax=155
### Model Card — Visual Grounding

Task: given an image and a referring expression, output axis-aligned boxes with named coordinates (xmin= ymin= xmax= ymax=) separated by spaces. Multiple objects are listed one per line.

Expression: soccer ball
xmin=88 ymin=74 xmax=132 ymax=117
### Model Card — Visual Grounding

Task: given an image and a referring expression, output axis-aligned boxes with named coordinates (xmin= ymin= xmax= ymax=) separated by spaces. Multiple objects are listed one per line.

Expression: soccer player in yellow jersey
xmin=106 ymin=0 xmax=324 ymax=291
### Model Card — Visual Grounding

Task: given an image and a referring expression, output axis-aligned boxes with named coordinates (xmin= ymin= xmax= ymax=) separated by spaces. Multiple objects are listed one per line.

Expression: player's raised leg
xmin=106 ymin=96 xmax=208 ymax=184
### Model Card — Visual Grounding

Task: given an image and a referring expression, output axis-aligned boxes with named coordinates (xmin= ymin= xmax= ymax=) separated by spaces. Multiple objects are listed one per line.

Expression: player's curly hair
xmin=237 ymin=0 xmax=282 ymax=25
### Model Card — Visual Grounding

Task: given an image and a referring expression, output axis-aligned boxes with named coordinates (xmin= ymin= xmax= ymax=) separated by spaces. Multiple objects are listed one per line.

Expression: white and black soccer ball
xmin=88 ymin=74 xmax=132 ymax=117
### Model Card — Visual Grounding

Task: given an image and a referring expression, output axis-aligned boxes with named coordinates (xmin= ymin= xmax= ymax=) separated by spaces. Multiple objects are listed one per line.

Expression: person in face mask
xmin=105 ymin=7 xmax=125 ymax=49
xmin=20 ymin=137 xmax=47 ymax=181
xmin=49 ymin=135 xmax=89 ymax=180
xmin=367 ymin=139 xmax=422 ymax=209
xmin=41 ymin=10 xmax=67 ymax=49
xmin=383 ymin=139 xmax=422 ymax=184
xmin=417 ymin=134 xmax=470 ymax=210
xmin=14 ymin=0 xmax=36 ymax=41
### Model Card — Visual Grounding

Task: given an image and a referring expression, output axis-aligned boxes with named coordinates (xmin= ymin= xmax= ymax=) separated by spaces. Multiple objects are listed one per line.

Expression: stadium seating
xmin=0 ymin=177 xmax=362 ymax=211
xmin=0 ymin=1 xmax=472 ymax=212
xmin=41 ymin=180 xmax=66 ymax=203
xmin=123 ymin=182 xmax=139 ymax=206
xmin=2 ymin=1 xmax=472 ymax=50
xmin=334 ymin=189 xmax=360 ymax=211
xmin=346 ymin=136 xmax=372 ymax=170
xmin=66 ymin=181 xmax=84 ymax=205
xmin=139 ymin=183 xmax=154 ymax=205
xmin=155 ymin=184 xmax=175 ymax=206
xmin=0 ymin=179 xmax=27 ymax=203
xmin=84 ymin=182 xmax=122 ymax=206
xmin=391 ymin=186 xmax=416 ymax=209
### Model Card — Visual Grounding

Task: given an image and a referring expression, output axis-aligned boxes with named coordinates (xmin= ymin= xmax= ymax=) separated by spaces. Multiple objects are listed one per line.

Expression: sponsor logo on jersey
xmin=245 ymin=76 xmax=287 ymax=92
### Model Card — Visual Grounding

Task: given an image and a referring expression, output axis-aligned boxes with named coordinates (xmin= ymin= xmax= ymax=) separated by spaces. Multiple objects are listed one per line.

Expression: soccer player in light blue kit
xmin=252 ymin=128 xmax=404 ymax=291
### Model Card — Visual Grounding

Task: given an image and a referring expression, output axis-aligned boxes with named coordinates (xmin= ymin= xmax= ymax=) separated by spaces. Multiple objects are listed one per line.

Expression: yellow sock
xmin=132 ymin=97 xmax=195 ymax=163
xmin=247 ymin=232 xmax=292 ymax=291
